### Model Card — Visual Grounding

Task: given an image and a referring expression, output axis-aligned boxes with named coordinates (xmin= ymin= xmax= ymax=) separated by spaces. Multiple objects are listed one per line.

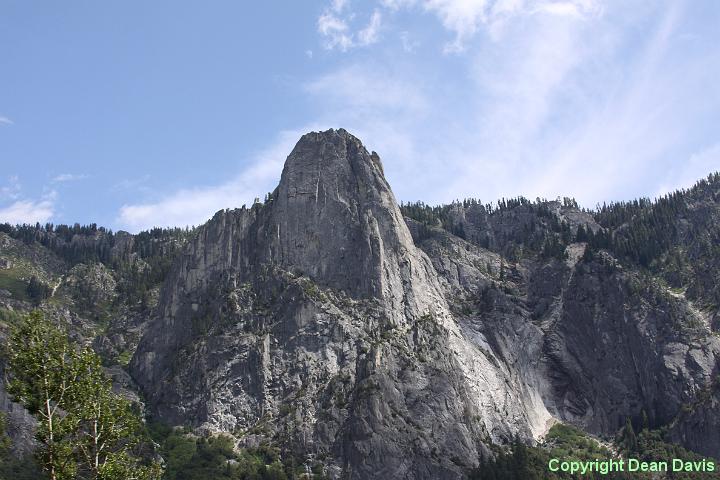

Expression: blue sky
xmin=1 ymin=0 xmax=719 ymax=232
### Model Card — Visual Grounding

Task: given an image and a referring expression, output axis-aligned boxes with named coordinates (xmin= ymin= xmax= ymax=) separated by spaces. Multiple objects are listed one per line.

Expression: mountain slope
xmin=1 ymin=129 xmax=718 ymax=479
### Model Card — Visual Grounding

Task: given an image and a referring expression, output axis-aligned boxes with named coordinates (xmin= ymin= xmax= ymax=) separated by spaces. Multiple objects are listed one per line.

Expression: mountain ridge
xmin=1 ymin=129 xmax=719 ymax=479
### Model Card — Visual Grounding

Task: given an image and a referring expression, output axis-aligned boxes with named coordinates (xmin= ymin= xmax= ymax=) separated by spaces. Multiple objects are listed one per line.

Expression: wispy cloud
xmin=520 ymin=1 xmax=707 ymax=203
xmin=111 ymin=174 xmax=151 ymax=193
xmin=358 ymin=10 xmax=383 ymax=45
xmin=115 ymin=128 xmax=320 ymax=232
xmin=334 ymin=0 xmax=602 ymax=52
xmin=302 ymin=61 xmax=444 ymax=202
xmin=655 ymin=143 xmax=720 ymax=197
xmin=318 ymin=12 xmax=354 ymax=51
xmin=0 ymin=176 xmax=21 ymax=201
xmin=52 ymin=173 xmax=89 ymax=183
xmin=0 ymin=116 xmax=13 ymax=126
xmin=306 ymin=0 xmax=720 ymax=208
xmin=399 ymin=31 xmax=419 ymax=52
xmin=318 ymin=3 xmax=383 ymax=50
xmin=304 ymin=63 xmax=428 ymax=113
xmin=331 ymin=0 xmax=349 ymax=12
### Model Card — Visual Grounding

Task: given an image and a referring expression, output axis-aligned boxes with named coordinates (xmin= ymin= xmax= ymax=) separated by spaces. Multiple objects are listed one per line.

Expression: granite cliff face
xmin=131 ymin=129 xmax=555 ymax=478
xmin=130 ymin=129 xmax=720 ymax=478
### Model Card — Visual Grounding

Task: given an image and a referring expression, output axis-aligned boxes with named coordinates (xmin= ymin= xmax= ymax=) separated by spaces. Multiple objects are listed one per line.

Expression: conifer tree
xmin=622 ymin=418 xmax=638 ymax=452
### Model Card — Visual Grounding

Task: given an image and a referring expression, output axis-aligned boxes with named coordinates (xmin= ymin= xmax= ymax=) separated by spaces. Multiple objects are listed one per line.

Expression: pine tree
xmin=576 ymin=224 xmax=588 ymax=242
xmin=622 ymin=418 xmax=638 ymax=452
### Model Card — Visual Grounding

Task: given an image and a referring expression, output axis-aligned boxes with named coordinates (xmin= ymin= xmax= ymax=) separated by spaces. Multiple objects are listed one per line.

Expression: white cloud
xmin=0 ymin=176 xmax=57 ymax=225
xmin=0 ymin=116 xmax=13 ymax=125
xmin=423 ymin=0 xmax=490 ymax=52
xmin=516 ymin=2 xmax=701 ymax=204
xmin=0 ymin=190 xmax=56 ymax=225
xmin=115 ymin=128 xmax=320 ymax=232
xmin=537 ymin=2 xmax=583 ymax=17
xmin=318 ymin=12 xmax=354 ymax=51
xmin=52 ymin=173 xmax=89 ymax=183
xmin=334 ymin=0 xmax=602 ymax=52
xmin=331 ymin=0 xmax=349 ymax=13
xmin=317 ymin=3 xmax=384 ymax=50
xmin=0 ymin=200 xmax=54 ymax=225
xmin=358 ymin=10 xmax=383 ymax=45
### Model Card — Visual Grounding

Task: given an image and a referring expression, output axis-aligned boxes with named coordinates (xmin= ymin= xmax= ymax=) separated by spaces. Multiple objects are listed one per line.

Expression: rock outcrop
xmin=131 ymin=129 xmax=555 ymax=478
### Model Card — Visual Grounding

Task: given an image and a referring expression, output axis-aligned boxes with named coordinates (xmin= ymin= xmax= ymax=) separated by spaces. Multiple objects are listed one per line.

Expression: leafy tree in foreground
xmin=5 ymin=311 xmax=161 ymax=480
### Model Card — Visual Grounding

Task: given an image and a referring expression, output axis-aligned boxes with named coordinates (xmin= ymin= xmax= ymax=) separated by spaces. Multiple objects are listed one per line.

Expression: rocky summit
xmin=131 ymin=128 xmax=545 ymax=479
xmin=2 ymin=128 xmax=720 ymax=479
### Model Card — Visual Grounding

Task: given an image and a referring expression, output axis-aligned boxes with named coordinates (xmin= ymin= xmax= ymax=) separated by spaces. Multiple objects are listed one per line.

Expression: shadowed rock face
xmin=130 ymin=129 xmax=720 ymax=478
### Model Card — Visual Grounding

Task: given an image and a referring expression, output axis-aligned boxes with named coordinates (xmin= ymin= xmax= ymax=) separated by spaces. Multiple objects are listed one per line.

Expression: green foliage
xmin=401 ymin=173 xmax=720 ymax=291
xmin=401 ymin=197 xmax=582 ymax=258
xmin=0 ymin=223 xmax=193 ymax=309
xmin=620 ymin=418 xmax=637 ymax=452
xmin=540 ymin=235 xmax=568 ymax=261
xmin=152 ymin=429 xmax=295 ymax=480
xmin=115 ymin=350 xmax=133 ymax=367
xmin=470 ymin=426 xmax=628 ymax=480
xmin=0 ymin=414 xmax=10 ymax=459
xmin=592 ymin=193 xmax=687 ymax=267
xmin=616 ymin=426 xmax=720 ymax=480
xmin=0 ymin=269 xmax=31 ymax=301
xmin=0 ymin=307 xmax=23 ymax=326
xmin=5 ymin=311 xmax=161 ymax=480
xmin=145 ymin=422 xmax=330 ymax=480
xmin=470 ymin=422 xmax=720 ymax=480
xmin=591 ymin=173 xmax=720 ymax=268
xmin=470 ymin=436 xmax=549 ymax=480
